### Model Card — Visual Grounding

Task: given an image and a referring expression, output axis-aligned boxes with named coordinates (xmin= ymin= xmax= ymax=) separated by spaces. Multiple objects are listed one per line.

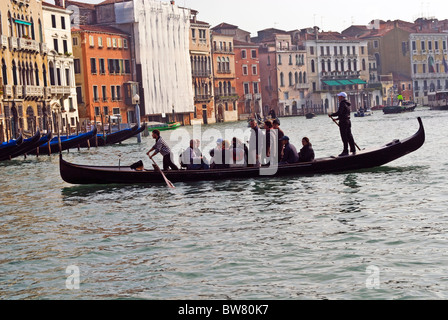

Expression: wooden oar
xmin=329 ymin=116 xmax=361 ymax=151
xmin=149 ymin=156 xmax=175 ymax=189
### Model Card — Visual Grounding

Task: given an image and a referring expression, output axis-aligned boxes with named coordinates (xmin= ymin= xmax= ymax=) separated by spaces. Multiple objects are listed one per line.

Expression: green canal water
xmin=1 ymin=108 xmax=447 ymax=300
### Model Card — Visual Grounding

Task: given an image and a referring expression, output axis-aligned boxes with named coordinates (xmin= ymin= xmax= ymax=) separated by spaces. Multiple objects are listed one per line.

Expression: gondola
xmin=78 ymin=123 xmax=147 ymax=148
xmin=30 ymin=127 xmax=97 ymax=155
xmin=306 ymin=113 xmax=316 ymax=119
xmin=0 ymin=130 xmax=52 ymax=161
xmin=383 ymin=103 xmax=416 ymax=114
xmin=60 ymin=117 xmax=426 ymax=186
xmin=0 ymin=134 xmax=23 ymax=159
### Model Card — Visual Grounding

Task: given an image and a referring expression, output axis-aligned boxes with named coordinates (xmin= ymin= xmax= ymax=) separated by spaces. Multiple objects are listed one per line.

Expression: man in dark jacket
xmin=329 ymin=92 xmax=356 ymax=157
xmin=279 ymin=136 xmax=299 ymax=165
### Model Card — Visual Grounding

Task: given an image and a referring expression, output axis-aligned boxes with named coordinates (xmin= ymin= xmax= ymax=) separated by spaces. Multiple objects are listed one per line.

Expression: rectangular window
xmin=444 ymin=41 xmax=447 ymax=50
xmin=412 ymin=41 xmax=416 ymax=51
xmin=428 ymin=41 xmax=432 ymax=51
xmin=242 ymin=65 xmax=248 ymax=75
xmin=65 ymin=69 xmax=70 ymax=86
xmin=112 ymin=38 xmax=117 ymax=48
xmin=116 ymin=85 xmax=121 ymax=101
xmin=253 ymin=82 xmax=259 ymax=94
xmin=413 ymin=64 xmax=417 ymax=74
xmin=421 ymin=41 xmax=426 ymax=51
xmin=98 ymin=37 xmax=103 ymax=48
xmin=99 ymin=58 xmax=105 ymax=74
xmin=241 ymin=50 xmax=247 ymax=59
xmin=118 ymin=38 xmax=123 ymax=49
xmin=113 ymin=108 xmax=120 ymax=115
xmin=94 ymin=107 xmax=100 ymax=116
xmin=320 ymin=47 xmax=324 ymax=56
xmin=89 ymin=35 xmax=95 ymax=47
xmin=76 ymin=86 xmax=83 ymax=104
xmin=252 ymin=65 xmax=257 ymax=75
xmin=74 ymin=59 xmax=81 ymax=74
xmin=191 ymin=29 xmax=196 ymax=39
xmin=63 ymin=39 xmax=68 ymax=54
xmin=435 ymin=41 xmax=439 ymax=50
xmin=90 ymin=58 xmax=97 ymax=74
xmin=73 ymin=37 xmax=78 ymax=46
xmin=111 ymin=86 xmax=116 ymax=101
xmin=103 ymin=106 xmax=109 ymax=115
xmin=107 ymin=38 xmax=112 ymax=48
xmin=61 ymin=17 xmax=66 ymax=30
xmin=123 ymin=39 xmax=128 ymax=49
xmin=373 ymin=41 xmax=379 ymax=48
xmin=347 ymin=46 xmax=350 ymax=55
xmin=56 ymin=68 xmax=62 ymax=86
xmin=310 ymin=47 xmax=314 ymax=55
xmin=93 ymin=86 xmax=99 ymax=102
xmin=102 ymin=85 xmax=107 ymax=101
xmin=251 ymin=50 xmax=257 ymax=59
xmin=53 ymin=38 xmax=59 ymax=53
xmin=51 ymin=15 xmax=56 ymax=28
xmin=244 ymin=83 xmax=250 ymax=94
xmin=125 ymin=60 xmax=131 ymax=74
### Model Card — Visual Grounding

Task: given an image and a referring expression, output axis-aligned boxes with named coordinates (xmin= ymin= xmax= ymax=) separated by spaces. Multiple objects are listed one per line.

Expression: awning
xmin=350 ymin=79 xmax=367 ymax=84
xmin=14 ymin=19 xmax=32 ymax=26
xmin=338 ymin=80 xmax=353 ymax=85
xmin=323 ymin=80 xmax=341 ymax=86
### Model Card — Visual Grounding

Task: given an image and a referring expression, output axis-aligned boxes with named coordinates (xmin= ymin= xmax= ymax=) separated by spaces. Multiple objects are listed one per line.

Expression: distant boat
xmin=383 ymin=102 xmax=416 ymax=114
xmin=354 ymin=109 xmax=373 ymax=117
xmin=428 ymin=91 xmax=448 ymax=110
xmin=306 ymin=113 xmax=316 ymax=119
xmin=147 ymin=122 xmax=181 ymax=132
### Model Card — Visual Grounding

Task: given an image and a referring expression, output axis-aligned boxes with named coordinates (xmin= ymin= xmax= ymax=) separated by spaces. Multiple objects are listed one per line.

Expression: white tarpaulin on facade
xmin=132 ymin=0 xmax=194 ymax=115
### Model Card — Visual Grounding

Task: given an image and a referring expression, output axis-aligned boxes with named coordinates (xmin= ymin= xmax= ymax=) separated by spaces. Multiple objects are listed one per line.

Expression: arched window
xmin=226 ymin=57 xmax=230 ymax=72
xmin=303 ymin=72 xmax=307 ymax=83
xmin=299 ymin=72 xmax=303 ymax=84
xmin=280 ymin=72 xmax=284 ymax=87
xmin=26 ymin=106 xmax=35 ymax=132
xmin=218 ymin=82 xmax=223 ymax=95
xmin=278 ymin=54 xmax=282 ymax=65
xmin=289 ymin=72 xmax=293 ymax=86
xmin=49 ymin=61 xmax=55 ymax=86
xmin=12 ymin=60 xmax=18 ymax=85
xmin=321 ymin=60 xmax=326 ymax=72
xmin=341 ymin=60 xmax=345 ymax=71
xmin=295 ymin=72 xmax=299 ymax=84
xmin=217 ymin=57 xmax=221 ymax=72
xmin=353 ymin=59 xmax=358 ymax=71
xmin=267 ymin=55 xmax=271 ymax=66
xmin=1 ymin=59 xmax=7 ymax=85
xmin=311 ymin=60 xmax=315 ymax=73
xmin=289 ymin=54 xmax=293 ymax=65
xmin=30 ymin=18 xmax=35 ymax=40
xmin=335 ymin=59 xmax=339 ymax=72
xmin=347 ymin=59 xmax=352 ymax=71
xmin=295 ymin=55 xmax=299 ymax=65
xmin=362 ymin=59 xmax=366 ymax=71
xmin=42 ymin=63 xmax=47 ymax=87
xmin=38 ymin=19 xmax=43 ymax=43
xmin=35 ymin=63 xmax=39 ymax=86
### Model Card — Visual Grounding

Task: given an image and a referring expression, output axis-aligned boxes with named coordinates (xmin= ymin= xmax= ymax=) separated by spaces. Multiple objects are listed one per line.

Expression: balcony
xmin=321 ymin=70 xmax=361 ymax=80
xmin=3 ymin=85 xmax=13 ymax=98
xmin=1 ymin=35 xmax=8 ymax=49
xmin=194 ymin=94 xmax=212 ymax=102
xmin=23 ymin=86 xmax=44 ymax=98
xmin=215 ymin=88 xmax=238 ymax=101
xmin=253 ymin=93 xmax=262 ymax=101
xmin=50 ymin=86 xmax=71 ymax=96
xmin=295 ymin=83 xmax=309 ymax=90
xmin=17 ymin=38 xmax=40 ymax=52
xmin=9 ymin=37 xmax=18 ymax=51
xmin=192 ymin=70 xmax=212 ymax=78
xmin=13 ymin=85 xmax=24 ymax=99
xmin=245 ymin=94 xmax=252 ymax=101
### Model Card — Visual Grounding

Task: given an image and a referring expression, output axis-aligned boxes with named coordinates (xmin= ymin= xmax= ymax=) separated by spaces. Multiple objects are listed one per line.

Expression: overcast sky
xmin=68 ymin=0 xmax=447 ymax=35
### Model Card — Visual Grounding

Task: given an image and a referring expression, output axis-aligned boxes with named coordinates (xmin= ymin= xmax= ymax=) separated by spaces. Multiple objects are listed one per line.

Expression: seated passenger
xmin=279 ymin=136 xmax=299 ymax=165
xmin=130 ymin=160 xmax=144 ymax=171
xmin=214 ymin=140 xmax=231 ymax=169
xmin=209 ymin=138 xmax=223 ymax=169
xmin=181 ymin=140 xmax=210 ymax=170
xmin=231 ymin=137 xmax=246 ymax=168
xmin=298 ymin=137 xmax=315 ymax=163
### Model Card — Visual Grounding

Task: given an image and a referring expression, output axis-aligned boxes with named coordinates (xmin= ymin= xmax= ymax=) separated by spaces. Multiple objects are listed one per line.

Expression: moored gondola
xmin=0 ymin=134 xmax=24 ymax=160
xmin=60 ymin=117 xmax=425 ymax=186
xmin=78 ymin=123 xmax=147 ymax=148
xmin=30 ymin=127 xmax=97 ymax=155
xmin=0 ymin=130 xmax=49 ymax=161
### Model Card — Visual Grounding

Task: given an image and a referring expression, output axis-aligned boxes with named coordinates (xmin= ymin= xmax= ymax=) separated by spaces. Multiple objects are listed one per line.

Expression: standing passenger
xmin=147 ymin=130 xmax=179 ymax=171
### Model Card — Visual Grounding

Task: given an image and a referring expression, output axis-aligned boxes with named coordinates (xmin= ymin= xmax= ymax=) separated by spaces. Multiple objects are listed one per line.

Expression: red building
xmin=234 ymin=40 xmax=262 ymax=120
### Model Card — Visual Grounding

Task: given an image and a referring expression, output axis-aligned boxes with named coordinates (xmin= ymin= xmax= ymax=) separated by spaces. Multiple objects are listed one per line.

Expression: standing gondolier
xmin=329 ymin=92 xmax=357 ymax=157
xmin=147 ymin=130 xmax=179 ymax=171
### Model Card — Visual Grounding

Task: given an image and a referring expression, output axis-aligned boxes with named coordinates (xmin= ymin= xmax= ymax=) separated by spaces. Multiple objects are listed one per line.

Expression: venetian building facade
xmin=1 ymin=0 xmax=50 ymax=142
xmin=189 ymin=10 xmax=214 ymax=125
xmin=42 ymin=1 xmax=79 ymax=132
xmin=211 ymin=32 xmax=238 ymax=122
xmin=254 ymin=30 xmax=308 ymax=117
xmin=410 ymin=33 xmax=448 ymax=106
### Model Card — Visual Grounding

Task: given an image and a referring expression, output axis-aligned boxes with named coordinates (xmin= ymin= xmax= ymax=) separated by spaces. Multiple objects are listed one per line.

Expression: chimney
xmin=55 ymin=0 xmax=66 ymax=8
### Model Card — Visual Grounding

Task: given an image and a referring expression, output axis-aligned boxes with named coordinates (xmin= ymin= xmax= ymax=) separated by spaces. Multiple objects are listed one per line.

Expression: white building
xmin=301 ymin=28 xmax=379 ymax=113
xmin=42 ymin=2 xmax=79 ymax=130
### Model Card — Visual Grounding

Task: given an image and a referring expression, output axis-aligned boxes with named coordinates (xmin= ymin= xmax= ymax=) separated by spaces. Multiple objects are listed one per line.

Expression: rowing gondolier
xmin=147 ymin=130 xmax=179 ymax=171
xmin=329 ymin=92 xmax=357 ymax=157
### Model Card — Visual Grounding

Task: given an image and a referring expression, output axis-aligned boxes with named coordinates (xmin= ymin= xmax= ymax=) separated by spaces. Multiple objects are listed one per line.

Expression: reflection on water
xmin=1 ymin=110 xmax=448 ymax=300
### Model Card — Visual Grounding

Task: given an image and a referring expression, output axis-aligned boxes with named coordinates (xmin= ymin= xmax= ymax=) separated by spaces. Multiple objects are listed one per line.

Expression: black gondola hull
xmin=60 ymin=118 xmax=426 ymax=185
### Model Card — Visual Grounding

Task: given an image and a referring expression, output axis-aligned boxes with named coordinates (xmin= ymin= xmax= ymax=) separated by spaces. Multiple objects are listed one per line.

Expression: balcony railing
xmin=295 ymin=83 xmax=309 ymax=90
xmin=23 ymin=85 xmax=44 ymax=98
xmin=245 ymin=94 xmax=252 ymax=101
xmin=192 ymin=70 xmax=212 ymax=77
xmin=51 ymin=86 xmax=71 ymax=96
xmin=3 ymin=85 xmax=13 ymax=97
xmin=1 ymin=35 xmax=8 ymax=49
xmin=17 ymin=38 xmax=40 ymax=52
xmin=9 ymin=37 xmax=18 ymax=50
xmin=13 ymin=85 xmax=23 ymax=99
xmin=253 ymin=93 xmax=262 ymax=101
xmin=194 ymin=94 xmax=212 ymax=102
